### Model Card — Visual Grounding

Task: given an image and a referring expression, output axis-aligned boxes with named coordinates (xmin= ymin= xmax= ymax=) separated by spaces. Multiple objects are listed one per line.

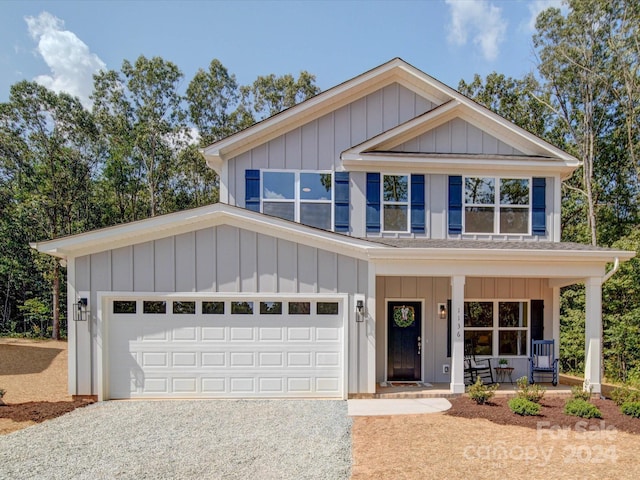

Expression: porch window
xmin=464 ymin=300 xmax=529 ymax=356
xmin=464 ymin=177 xmax=530 ymax=234
xmin=262 ymin=171 xmax=333 ymax=230
xmin=382 ymin=174 xmax=409 ymax=232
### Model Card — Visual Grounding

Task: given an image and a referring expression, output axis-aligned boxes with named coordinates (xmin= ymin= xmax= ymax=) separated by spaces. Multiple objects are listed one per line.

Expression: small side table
xmin=494 ymin=367 xmax=514 ymax=384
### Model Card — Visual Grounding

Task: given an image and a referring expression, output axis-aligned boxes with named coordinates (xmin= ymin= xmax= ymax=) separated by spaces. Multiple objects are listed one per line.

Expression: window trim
xmin=462 ymin=176 xmax=531 ymax=235
xmin=381 ymin=173 xmax=411 ymax=233
xmin=260 ymin=169 xmax=334 ymax=230
xmin=463 ymin=299 xmax=530 ymax=357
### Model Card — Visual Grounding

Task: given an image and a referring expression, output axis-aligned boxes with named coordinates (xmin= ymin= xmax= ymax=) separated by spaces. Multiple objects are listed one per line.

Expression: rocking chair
xmin=464 ymin=342 xmax=494 ymax=385
xmin=529 ymin=339 xmax=559 ymax=386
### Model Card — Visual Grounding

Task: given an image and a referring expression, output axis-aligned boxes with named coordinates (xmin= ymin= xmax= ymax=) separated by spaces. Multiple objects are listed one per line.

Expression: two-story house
xmin=33 ymin=59 xmax=634 ymax=400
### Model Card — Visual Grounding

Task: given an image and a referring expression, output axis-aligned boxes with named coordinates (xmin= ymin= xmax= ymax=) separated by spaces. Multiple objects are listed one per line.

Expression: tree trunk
xmin=52 ymin=261 xmax=60 ymax=340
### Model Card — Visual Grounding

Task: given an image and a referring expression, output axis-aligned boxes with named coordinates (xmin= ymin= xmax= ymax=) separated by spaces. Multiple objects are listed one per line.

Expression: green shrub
xmin=508 ymin=397 xmax=541 ymax=416
xmin=610 ymin=386 xmax=640 ymax=406
xmin=515 ymin=376 xmax=546 ymax=403
xmin=468 ymin=377 xmax=499 ymax=404
xmin=564 ymin=399 xmax=602 ymax=419
xmin=621 ymin=401 xmax=640 ymax=418
xmin=0 ymin=388 xmax=5 ymax=398
xmin=571 ymin=385 xmax=592 ymax=401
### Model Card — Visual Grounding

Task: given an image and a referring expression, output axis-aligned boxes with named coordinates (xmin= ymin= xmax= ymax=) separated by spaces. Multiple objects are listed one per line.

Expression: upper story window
xmin=464 ymin=177 xmax=530 ymax=234
xmin=382 ymin=174 xmax=410 ymax=232
xmin=262 ymin=171 xmax=332 ymax=230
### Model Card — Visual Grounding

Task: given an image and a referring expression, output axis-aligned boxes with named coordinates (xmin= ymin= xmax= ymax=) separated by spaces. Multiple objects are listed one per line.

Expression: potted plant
xmin=498 ymin=358 xmax=509 ymax=368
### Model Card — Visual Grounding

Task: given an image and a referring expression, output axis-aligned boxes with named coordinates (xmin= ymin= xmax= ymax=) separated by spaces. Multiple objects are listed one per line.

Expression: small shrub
xmin=0 ymin=388 xmax=5 ymax=398
xmin=515 ymin=376 xmax=546 ymax=403
xmin=610 ymin=386 xmax=640 ymax=406
xmin=468 ymin=377 xmax=499 ymax=404
xmin=508 ymin=397 xmax=541 ymax=416
xmin=564 ymin=399 xmax=602 ymax=419
xmin=571 ymin=385 xmax=592 ymax=401
xmin=621 ymin=402 xmax=640 ymax=418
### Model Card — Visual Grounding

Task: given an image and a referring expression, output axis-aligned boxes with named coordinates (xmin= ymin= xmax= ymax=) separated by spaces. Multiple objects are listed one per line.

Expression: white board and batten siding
xmin=72 ymin=224 xmax=369 ymax=399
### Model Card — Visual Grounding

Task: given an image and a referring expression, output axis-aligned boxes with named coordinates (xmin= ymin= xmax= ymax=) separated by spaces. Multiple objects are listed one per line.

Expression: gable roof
xmin=202 ymin=58 xmax=580 ymax=177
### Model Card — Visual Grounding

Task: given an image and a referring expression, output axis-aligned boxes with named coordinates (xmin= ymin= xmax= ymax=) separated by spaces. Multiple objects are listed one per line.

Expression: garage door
xmin=106 ymin=297 xmax=345 ymax=399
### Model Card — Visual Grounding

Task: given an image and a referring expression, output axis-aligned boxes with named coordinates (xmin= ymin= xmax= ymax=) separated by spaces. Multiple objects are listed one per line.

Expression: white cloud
xmin=524 ymin=0 xmax=565 ymax=32
xmin=445 ymin=0 xmax=507 ymax=62
xmin=25 ymin=12 xmax=105 ymax=108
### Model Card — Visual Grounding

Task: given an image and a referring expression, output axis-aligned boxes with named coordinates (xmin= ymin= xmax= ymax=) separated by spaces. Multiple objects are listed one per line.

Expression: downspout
xmin=602 ymin=257 xmax=620 ymax=284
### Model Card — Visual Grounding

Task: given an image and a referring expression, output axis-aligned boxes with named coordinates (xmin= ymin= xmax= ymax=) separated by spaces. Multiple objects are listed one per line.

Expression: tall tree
xmin=243 ymin=71 xmax=320 ymax=120
xmin=93 ymin=55 xmax=187 ymax=219
xmin=0 ymin=81 xmax=97 ymax=338
xmin=533 ymin=1 xmax=618 ymax=246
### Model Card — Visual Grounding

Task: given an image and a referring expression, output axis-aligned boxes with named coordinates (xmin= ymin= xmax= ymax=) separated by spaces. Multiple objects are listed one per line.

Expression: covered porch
xmin=364 ymin=240 xmax=634 ymax=395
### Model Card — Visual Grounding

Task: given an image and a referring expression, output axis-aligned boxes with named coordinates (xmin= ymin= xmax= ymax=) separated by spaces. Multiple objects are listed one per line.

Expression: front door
xmin=387 ymin=301 xmax=422 ymax=381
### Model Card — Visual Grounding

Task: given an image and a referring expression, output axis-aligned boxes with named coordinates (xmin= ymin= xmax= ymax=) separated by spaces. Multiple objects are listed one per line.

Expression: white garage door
xmin=106 ymin=297 xmax=345 ymax=399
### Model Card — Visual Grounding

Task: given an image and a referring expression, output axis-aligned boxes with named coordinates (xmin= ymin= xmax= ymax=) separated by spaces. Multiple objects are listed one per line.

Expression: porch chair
xmin=464 ymin=342 xmax=495 ymax=386
xmin=529 ymin=339 xmax=559 ymax=386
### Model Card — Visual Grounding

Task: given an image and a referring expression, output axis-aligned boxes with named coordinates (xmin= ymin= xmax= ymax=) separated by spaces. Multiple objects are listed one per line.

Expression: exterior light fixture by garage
xmin=74 ymin=298 xmax=89 ymax=322
xmin=355 ymin=299 xmax=365 ymax=322
xmin=438 ymin=303 xmax=447 ymax=320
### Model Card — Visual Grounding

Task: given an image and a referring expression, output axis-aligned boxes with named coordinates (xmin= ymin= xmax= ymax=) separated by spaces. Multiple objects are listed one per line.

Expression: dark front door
xmin=387 ymin=301 xmax=422 ymax=381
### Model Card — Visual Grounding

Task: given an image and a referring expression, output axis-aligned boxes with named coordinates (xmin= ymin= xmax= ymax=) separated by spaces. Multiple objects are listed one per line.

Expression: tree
xmin=186 ymin=59 xmax=248 ymax=146
xmin=533 ymin=1 xmax=618 ymax=246
xmin=93 ymin=55 xmax=188 ymax=219
xmin=458 ymin=72 xmax=551 ymax=137
xmin=242 ymin=71 xmax=320 ymax=120
xmin=0 ymin=81 xmax=98 ymax=338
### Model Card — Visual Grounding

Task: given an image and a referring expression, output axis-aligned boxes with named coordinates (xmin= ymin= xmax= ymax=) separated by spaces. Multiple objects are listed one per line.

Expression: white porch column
xmin=450 ymin=275 xmax=466 ymax=394
xmin=584 ymin=277 xmax=603 ymax=394
xmin=552 ymin=287 xmax=560 ymax=359
xmin=365 ymin=263 xmax=377 ymax=393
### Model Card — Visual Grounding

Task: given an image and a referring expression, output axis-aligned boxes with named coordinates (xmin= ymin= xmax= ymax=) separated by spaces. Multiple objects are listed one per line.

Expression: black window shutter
xmin=532 ymin=177 xmax=546 ymax=236
xmin=245 ymin=169 xmax=260 ymax=212
xmin=411 ymin=174 xmax=425 ymax=234
xmin=366 ymin=173 xmax=381 ymax=233
xmin=334 ymin=172 xmax=350 ymax=233
xmin=447 ymin=299 xmax=452 ymax=358
xmin=448 ymin=176 xmax=462 ymax=234
xmin=531 ymin=300 xmax=544 ymax=341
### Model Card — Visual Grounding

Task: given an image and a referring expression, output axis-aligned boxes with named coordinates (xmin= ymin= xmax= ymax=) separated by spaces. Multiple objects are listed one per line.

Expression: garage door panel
xmin=202 ymin=327 xmax=225 ymax=341
xmin=108 ymin=297 xmax=344 ymax=399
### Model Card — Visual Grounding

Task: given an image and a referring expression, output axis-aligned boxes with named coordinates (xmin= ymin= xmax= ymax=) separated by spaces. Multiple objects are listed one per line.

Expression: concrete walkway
xmin=347 ymin=398 xmax=451 ymax=416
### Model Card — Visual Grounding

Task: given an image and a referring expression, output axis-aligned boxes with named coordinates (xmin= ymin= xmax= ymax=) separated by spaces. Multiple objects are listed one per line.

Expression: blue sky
xmin=0 ymin=0 xmax=563 ymax=108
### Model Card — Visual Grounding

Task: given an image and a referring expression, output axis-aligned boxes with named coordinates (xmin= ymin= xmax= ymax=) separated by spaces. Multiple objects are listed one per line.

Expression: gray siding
xmin=76 ymin=226 xmax=367 ymax=296
xmin=390 ymin=118 xmax=524 ymax=155
xmin=376 ymin=276 xmax=552 ymax=384
xmin=228 ymin=83 xmax=435 ymax=205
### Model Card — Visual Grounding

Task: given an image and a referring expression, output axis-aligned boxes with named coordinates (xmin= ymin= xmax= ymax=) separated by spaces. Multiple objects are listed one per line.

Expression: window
xmin=317 ymin=302 xmax=339 ymax=315
xmin=262 ymin=171 xmax=332 ymax=230
xmin=464 ymin=300 xmax=529 ymax=356
xmin=173 ymin=301 xmax=196 ymax=314
xmin=113 ymin=301 xmax=136 ymax=314
xmin=289 ymin=302 xmax=311 ymax=315
xmin=231 ymin=301 xmax=254 ymax=314
xmin=464 ymin=177 xmax=530 ymax=234
xmin=202 ymin=301 xmax=224 ymax=314
xmin=143 ymin=301 xmax=166 ymax=314
xmin=382 ymin=174 xmax=409 ymax=232
xmin=260 ymin=301 xmax=282 ymax=314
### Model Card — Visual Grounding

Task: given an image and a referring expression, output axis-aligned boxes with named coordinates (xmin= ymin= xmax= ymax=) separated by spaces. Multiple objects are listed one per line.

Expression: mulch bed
xmin=447 ymin=396 xmax=640 ymax=435
xmin=0 ymin=400 xmax=94 ymax=423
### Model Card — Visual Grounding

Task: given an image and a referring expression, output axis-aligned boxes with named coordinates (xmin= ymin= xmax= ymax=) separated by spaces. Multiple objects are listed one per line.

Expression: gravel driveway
xmin=0 ymin=400 xmax=351 ymax=480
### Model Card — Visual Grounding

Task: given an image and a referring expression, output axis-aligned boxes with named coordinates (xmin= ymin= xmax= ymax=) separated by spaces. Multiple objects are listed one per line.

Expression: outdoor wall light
xmin=438 ymin=303 xmax=447 ymax=320
xmin=355 ymin=299 xmax=365 ymax=322
xmin=73 ymin=297 xmax=89 ymax=322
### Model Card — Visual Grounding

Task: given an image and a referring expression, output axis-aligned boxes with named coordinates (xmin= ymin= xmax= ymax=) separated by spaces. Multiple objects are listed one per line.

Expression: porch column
xmin=365 ymin=263 xmax=377 ymax=393
xmin=450 ymin=275 xmax=466 ymax=394
xmin=584 ymin=277 xmax=603 ymax=394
